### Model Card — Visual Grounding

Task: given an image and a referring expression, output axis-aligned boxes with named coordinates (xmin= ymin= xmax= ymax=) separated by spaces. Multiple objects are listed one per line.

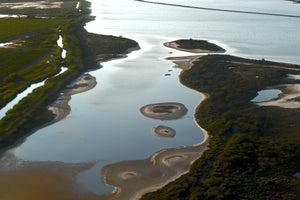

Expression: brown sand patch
xmin=48 ymin=74 xmax=97 ymax=121
xmin=119 ymin=171 xmax=140 ymax=180
xmin=162 ymin=155 xmax=186 ymax=166
xmin=140 ymin=102 xmax=187 ymax=120
xmin=165 ymin=55 xmax=203 ymax=71
xmin=101 ymin=129 xmax=209 ymax=200
xmin=152 ymin=125 xmax=176 ymax=138
xmin=99 ymin=55 xmax=210 ymax=200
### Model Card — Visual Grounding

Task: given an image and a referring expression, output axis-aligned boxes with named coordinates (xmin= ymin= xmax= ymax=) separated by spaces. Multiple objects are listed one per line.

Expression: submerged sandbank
xmin=166 ymin=55 xmax=202 ymax=71
xmin=140 ymin=102 xmax=187 ymax=120
xmin=48 ymin=74 xmax=97 ymax=121
xmin=102 ymin=124 xmax=209 ymax=200
xmin=152 ymin=125 xmax=176 ymax=138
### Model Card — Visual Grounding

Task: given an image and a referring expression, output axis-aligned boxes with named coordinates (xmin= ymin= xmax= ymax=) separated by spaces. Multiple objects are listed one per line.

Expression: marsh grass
xmin=0 ymin=18 xmax=65 ymax=41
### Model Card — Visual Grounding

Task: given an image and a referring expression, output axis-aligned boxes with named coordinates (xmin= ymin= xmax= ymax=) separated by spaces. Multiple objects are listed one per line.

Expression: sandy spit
xmin=48 ymin=74 xmax=97 ymax=122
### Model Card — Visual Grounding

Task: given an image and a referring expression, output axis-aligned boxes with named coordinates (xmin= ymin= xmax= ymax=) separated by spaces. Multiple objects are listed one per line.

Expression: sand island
xmin=140 ymin=102 xmax=188 ymax=120
xmin=152 ymin=125 xmax=176 ymax=138
xmin=48 ymin=74 xmax=97 ymax=122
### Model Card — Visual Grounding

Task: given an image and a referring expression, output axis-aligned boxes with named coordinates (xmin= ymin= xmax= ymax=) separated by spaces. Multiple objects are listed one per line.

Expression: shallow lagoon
xmin=0 ymin=0 xmax=300 ymax=197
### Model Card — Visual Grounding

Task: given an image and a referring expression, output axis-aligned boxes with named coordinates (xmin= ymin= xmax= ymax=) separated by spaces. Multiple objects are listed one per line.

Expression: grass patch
xmin=0 ymin=18 xmax=65 ymax=41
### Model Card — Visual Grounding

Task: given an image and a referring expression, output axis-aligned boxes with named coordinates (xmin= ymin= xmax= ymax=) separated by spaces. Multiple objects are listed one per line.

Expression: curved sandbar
xmin=48 ymin=74 xmax=97 ymax=121
xmin=164 ymin=39 xmax=225 ymax=54
xmin=140 ymin=102 xmax=187 ymax=120
xmin=152 ymin=126 xmax=176 ymax=138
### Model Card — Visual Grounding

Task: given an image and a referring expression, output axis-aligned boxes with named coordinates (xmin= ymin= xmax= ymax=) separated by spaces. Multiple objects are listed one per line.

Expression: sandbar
xmin=140 ymin=102 xmax=187 ymax=120
xmin=0 ymin=153 xmax=99 ymax=200
xmin=152 ymin=125 xmax=176 ymax=138
xmin=102 ymin=125 xmax=209 ymax=200
xmin=166 ymin=55 xmax=202 ymax=71
xmin=48 ymin=74 xmax=97 ymax=121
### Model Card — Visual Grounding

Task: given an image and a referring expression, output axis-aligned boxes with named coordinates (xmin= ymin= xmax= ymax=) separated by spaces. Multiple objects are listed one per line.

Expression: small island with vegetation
xmin=164 ymin=38 xmax=225 ymax=53
xmin=140 ymin=102 xmax=188 ymax=120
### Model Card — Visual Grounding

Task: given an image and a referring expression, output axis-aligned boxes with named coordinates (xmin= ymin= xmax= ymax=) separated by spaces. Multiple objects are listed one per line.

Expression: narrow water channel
xmin=0 ymin=34 xmax=67 ymax=119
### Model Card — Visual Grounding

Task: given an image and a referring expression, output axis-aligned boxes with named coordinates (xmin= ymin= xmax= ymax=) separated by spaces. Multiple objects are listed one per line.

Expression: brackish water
xmin=251 ymin=89 xmax=282 ymax=102
xmin=0 ymin=0 xmax=299 ymax=198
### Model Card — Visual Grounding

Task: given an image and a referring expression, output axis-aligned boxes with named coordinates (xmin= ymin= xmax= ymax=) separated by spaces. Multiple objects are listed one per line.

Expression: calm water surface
xmin=251 ymin=89 xmax=282 ymax=102
xmin=1 ymin=0 xmax=300 ymax=196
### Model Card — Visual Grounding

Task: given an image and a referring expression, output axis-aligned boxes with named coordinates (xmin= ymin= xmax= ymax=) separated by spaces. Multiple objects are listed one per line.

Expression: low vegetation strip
xmin=0 ymin=18 xmax=65 ymax=41
xmin=142 ymin=55 xmax=300 ymax=199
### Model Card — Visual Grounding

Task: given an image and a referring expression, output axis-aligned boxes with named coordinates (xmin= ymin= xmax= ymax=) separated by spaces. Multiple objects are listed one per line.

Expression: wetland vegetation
xmin=1 ymin=0 xmax=300 ymax=199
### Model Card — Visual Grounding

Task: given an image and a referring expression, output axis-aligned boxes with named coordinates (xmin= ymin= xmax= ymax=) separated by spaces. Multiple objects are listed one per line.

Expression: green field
xmin=0 ymin=19 xmax=64 ymax=109
xmin=0 ymin=18 xmax=65 ymax=41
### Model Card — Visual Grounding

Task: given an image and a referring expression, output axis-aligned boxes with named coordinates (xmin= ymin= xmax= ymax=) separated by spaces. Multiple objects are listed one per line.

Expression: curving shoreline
xmin=48 ymin=74 xmax=97 ymax=122
xmin=101 ymin=53 xmax=210 ymax=200
xmin=139 ymin=102 xmax=188 ymax=120
xmin=152 ymin=125 xmax=176 ymax=138
xmin=102 ymin=127 xmax=209 ymax=200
